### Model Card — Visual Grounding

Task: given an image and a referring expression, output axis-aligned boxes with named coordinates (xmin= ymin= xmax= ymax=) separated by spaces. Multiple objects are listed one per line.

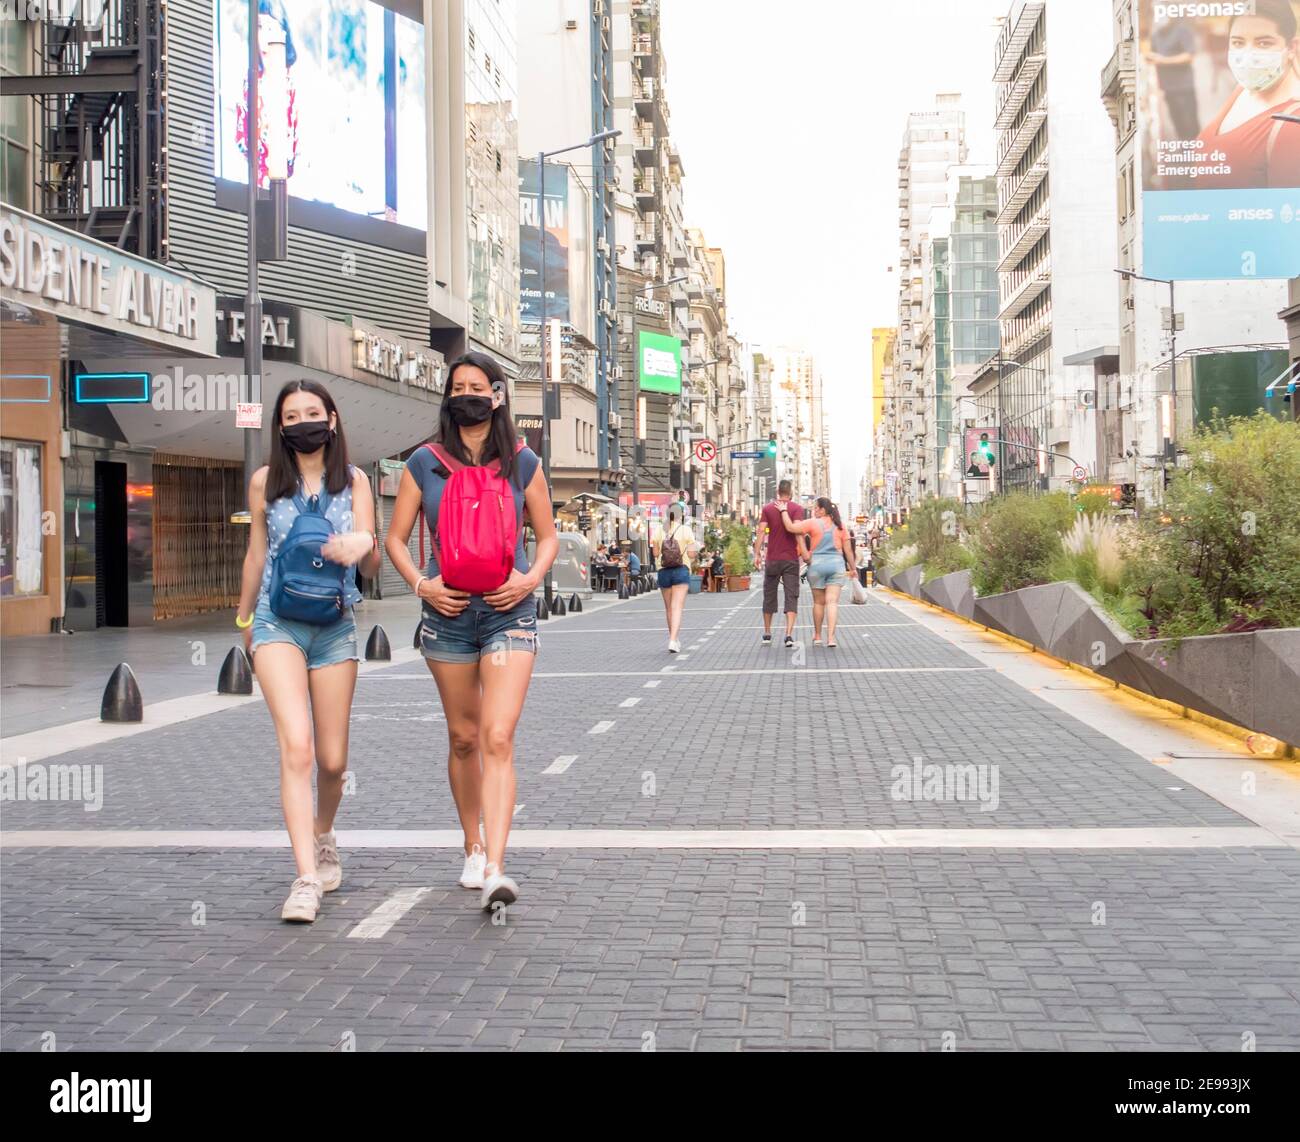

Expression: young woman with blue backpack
xmin=385 ymin=352 xmax=558 ymax=912
xmin=235 ymin=380 xmax=381 ymax=923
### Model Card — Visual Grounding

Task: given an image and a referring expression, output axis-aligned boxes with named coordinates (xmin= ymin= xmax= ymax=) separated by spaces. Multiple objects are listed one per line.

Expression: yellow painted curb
xmin=879 ymin=583 xmax=1298 ymax=761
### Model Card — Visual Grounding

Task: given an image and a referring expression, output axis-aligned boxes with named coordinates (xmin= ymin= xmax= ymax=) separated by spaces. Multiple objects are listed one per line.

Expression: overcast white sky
xmin=660 ymin=0 xmax=1014 ymax=507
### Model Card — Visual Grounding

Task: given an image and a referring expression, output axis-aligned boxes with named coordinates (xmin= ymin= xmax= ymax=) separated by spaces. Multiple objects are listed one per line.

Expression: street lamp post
xmin=242 ymin=3 xmax=261 ymax=512
xmin=1116 ymin=268 xmax=1179 ymax=463
xmin=536 ymin=129 xmax=620 ymax=603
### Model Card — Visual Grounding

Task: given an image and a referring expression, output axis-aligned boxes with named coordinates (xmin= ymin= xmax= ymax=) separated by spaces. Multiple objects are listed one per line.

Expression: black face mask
xmin=446 ymin=395 xmax=495 ymax=426
xmin=281 ymin=420 xmax=333 ymax=453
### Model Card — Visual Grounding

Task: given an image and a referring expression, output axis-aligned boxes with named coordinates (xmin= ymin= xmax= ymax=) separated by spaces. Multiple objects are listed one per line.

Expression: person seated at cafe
xmin=627 ymin=548 xmax=642 ymax=576
xmin=699 ymin=548 xmax=716 ymax=592
xmin=710 ymin=549 xmax=725 ymax=589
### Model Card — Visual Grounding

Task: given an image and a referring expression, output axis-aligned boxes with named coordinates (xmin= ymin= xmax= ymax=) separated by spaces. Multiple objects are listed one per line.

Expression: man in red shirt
xmin=754 ymin=480 xmax=809 ymax=648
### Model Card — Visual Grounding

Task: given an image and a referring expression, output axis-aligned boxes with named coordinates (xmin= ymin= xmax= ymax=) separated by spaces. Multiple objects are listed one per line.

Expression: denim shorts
xmin=657 ymin=565 xmax=691 ymax=589
xmin=419 ymin=597 xmax=540 ymax=664
xmin=807 ymin=555 xmax=849 ymax=590
xmin=250 ymin=598 xmax=360 ymax=670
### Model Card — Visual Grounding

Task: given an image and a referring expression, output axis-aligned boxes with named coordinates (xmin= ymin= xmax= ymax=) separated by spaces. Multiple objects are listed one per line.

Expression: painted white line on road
xmin=660 ymin=665 xmax=678 ymax=673
xmin=588 ymin=721 xmax=615 ymax=735
xmin=619 ymin=698 xmax=641 ymax=708
xmin=643 ymin=680 xmax=662 ymax=689
xmin=347 ymin=886 xmax=432 ymax=939
xmin=5 ymin=827 xmax=1284 ymax=851
xmin=542 ymin=755 xmax=578 ymax=775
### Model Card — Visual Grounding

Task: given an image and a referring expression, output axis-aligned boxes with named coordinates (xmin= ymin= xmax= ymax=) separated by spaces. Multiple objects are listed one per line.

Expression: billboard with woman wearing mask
xmin=1140 ymin=0 xmax=1300 ymax=279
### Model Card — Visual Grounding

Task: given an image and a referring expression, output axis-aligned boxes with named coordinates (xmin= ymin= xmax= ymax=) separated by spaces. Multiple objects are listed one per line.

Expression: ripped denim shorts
xmin=419 ymin=596 xmax=540 ymax=664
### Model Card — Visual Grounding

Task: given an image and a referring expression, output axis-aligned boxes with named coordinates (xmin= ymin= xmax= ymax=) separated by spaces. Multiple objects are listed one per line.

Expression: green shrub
xmin=885 ymin=543 xmax=920 ymax=575
xmin=1123 ymin=413 xmax=1300 ymax=636
xmin=904 ymin=497 xmax=966 ymax=565
xmin=921 ymin=542 xmax=976 ymax=583
xmin=970 ymin=491 xmax=1074 ymax=597
xmin=723 ymin=521 xmax=755 ymax=576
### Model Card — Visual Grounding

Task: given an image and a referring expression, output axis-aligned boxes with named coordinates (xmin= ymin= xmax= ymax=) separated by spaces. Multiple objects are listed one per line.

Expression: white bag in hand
xmin=849 ymin=576 xmax=869 ymax=606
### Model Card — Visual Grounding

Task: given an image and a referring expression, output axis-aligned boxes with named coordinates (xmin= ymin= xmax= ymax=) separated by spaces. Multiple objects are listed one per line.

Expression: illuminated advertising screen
xmin=519 ymin=159 xmax=570 ymax=325
xmin=213 ymin=0 xmax=427 ymax=232
xmin=638 ymin=330 xmax=682 ymax=394
xmin=1139 ymin=0 xmax=1300 ymax=279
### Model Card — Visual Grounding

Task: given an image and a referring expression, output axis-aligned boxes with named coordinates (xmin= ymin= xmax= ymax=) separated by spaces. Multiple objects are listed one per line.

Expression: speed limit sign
xmin=1072 ymin=465 xmax=1088 ymax=482
xmin=694 ymin=438 xmax=717 ymax=464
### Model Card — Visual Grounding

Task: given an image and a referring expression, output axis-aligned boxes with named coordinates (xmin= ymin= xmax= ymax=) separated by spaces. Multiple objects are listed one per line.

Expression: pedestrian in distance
xmin=777 ymin=496 xmax=852 ymax=647
xmin=236 ymin=379 xmax=381 ymax=923
xmin=385 ymin=352 xmax=558 ymax=912
xmin=657 ymin=505 xmax=699 ymax=653
xmin=755 ymin=480 xmax=809 ymax=648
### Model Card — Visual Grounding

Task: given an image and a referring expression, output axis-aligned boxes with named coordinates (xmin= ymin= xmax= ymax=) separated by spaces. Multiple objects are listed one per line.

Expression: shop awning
xmin=1265 ymin=360 xmax=1299 ymax=398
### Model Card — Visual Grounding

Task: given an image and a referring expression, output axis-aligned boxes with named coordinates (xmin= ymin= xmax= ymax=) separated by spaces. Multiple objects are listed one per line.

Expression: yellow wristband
xmin=234 ymin=613 xmax=253 ymax=629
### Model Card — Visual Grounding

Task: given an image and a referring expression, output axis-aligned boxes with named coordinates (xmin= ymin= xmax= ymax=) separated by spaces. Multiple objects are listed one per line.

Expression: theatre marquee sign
xmin=0 ymin=204 xmax=216 ymax=355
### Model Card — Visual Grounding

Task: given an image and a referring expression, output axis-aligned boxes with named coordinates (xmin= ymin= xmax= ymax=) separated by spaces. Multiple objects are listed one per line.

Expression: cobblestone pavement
xmin=3 ymin=587 xmax=1299 ymax=1051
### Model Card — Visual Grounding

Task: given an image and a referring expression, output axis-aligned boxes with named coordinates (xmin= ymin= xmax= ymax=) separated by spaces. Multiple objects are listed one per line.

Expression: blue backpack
xmin=268 ymin=484 xmax=347 ymax=625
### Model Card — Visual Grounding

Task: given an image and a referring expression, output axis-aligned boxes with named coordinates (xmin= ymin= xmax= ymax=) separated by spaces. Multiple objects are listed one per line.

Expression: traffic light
xmin=978 ymin=435 xmax=996 ymax=466
xmin=766 ymin=432 xmax=778 ymax=458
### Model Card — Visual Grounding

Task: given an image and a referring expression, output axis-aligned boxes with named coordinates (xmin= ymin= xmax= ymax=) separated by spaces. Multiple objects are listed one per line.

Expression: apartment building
xmin=890 ymin=95 xmax=968 ymax=510
xmin=988 ymin=0 xmax=1118 ymax=492
xmin=516 ymin=0 xmax=621 ymax=502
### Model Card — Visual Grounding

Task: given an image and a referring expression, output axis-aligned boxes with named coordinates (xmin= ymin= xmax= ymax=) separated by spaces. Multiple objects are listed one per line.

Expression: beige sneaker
xmin=281 ymin=876 xmax=323 ymax=923
xmin=314 ymin=830 xmax=342 ymax=892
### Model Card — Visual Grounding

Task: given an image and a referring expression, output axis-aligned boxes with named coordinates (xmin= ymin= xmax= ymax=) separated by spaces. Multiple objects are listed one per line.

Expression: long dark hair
xmin=265 ymin=379 xmax=351 ymax=502
xmin=1233 ymin=0 xmax=1297 ymax=42
xmin=816 ymin=497 xmax=844 ymax=530
xmin=436 ymin=351 xmax=523 ymax=487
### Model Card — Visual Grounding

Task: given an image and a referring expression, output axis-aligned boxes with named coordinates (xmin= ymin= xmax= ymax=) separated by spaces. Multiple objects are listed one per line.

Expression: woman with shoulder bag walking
xmin=236 ymin=380 xmax=381 ymax=923
xmin=385 ymin=352 xmax=558 ymax=912
xmin=656 ymin=506 xmax=699 ymax=653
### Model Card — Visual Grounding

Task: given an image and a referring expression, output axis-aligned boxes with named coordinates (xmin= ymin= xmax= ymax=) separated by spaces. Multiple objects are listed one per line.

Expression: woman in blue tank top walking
xmin=236 ymin=380 xmax=381 ymax=923
xmin=777 ymin=497 xmax=852 ymax=648
xmin=386 ymin=352 xmax=558 ymax=913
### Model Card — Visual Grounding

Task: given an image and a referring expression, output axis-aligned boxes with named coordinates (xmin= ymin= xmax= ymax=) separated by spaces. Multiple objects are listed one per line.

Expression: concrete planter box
xmin=917 ymin=566 xmax=1299 ymax=747
xmin=891 ymin=564 xmax=923 ymax=599
xmin=875 ymin=568 xmax=892 ymax=590
xmin=919 ymin=569 xmax=975 ymax=620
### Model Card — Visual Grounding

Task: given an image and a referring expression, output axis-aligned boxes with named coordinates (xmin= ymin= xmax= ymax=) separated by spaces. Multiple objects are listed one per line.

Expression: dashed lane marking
xmin=347 ymin=886 xmax=432 ymax=939
xmin=542 ymin=755 xmax=577 ymax=775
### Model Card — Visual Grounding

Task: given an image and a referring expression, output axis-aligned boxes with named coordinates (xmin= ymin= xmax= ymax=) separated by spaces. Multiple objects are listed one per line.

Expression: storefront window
xmin=0 ymin=439 xmax=43 ymax=598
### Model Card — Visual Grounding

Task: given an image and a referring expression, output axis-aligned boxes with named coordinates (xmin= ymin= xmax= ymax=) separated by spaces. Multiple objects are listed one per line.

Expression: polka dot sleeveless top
xmin=258 ymin=468 xmax=362 ymax=607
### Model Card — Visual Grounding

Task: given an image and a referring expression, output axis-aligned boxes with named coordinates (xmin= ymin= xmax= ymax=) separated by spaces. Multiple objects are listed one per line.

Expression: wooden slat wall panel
xmin=152 ymin=458 xmax=245 ymax=619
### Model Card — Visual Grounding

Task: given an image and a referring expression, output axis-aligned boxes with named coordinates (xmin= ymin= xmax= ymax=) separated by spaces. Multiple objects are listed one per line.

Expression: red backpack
xmin=420 ymin=442 xmax=523 ymax=593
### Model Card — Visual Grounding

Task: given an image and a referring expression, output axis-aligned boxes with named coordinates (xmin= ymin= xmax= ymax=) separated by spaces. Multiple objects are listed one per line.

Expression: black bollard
xmin=365 ymin=625 xmax=392 ymax=661
xmin=537 ymin=594 xmax=550 ymax=620
xmin=101 ymin=663 xmax=143 ymax=723
xmin=552 ymin=594 xmax=566 ymax=617
xmin=618 ymin=577 xmax=629 ymax=600
xmin=217 ymin=646 xmax=253 ymax=695
xmin=569 ymin=593 xmax=583 ymax=613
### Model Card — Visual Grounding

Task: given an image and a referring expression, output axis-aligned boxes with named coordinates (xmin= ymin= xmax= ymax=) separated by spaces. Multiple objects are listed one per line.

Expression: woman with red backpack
xmin=386 ymin=352 xmax=558 ymax=912
xmin=236 ymin=380 xmax=381 ymax=923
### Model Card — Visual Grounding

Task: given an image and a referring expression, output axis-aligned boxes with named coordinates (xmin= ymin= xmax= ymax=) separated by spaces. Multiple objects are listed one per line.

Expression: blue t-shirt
xmin=627 ymin=552 xmax=641 ymax=574
xmin=406 ymin=444 xmax=541 ymax=606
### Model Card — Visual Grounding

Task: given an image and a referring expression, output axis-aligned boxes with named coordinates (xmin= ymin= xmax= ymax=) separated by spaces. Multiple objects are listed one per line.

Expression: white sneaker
xmin=314 ymin=830 xmax=342 ymax=892
xmin=460 ymin=843 xmax=486 ymax=889
xmin=281 ymin=876 xmax=323 ymax=923
xmin=668 ymin=639 xmax=681 ymax=653
xmin=481 ymin=863 xmax=519 ymax=912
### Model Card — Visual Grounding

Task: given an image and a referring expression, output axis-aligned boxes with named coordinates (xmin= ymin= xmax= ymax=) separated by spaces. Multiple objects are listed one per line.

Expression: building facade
xmin=1100 ymin=0 xmax=1292 ymax=506
xmin=891 ymin=95 xmax=968 ymax=510
xmin=991 ymin=0 xmax=1118 ymax=493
